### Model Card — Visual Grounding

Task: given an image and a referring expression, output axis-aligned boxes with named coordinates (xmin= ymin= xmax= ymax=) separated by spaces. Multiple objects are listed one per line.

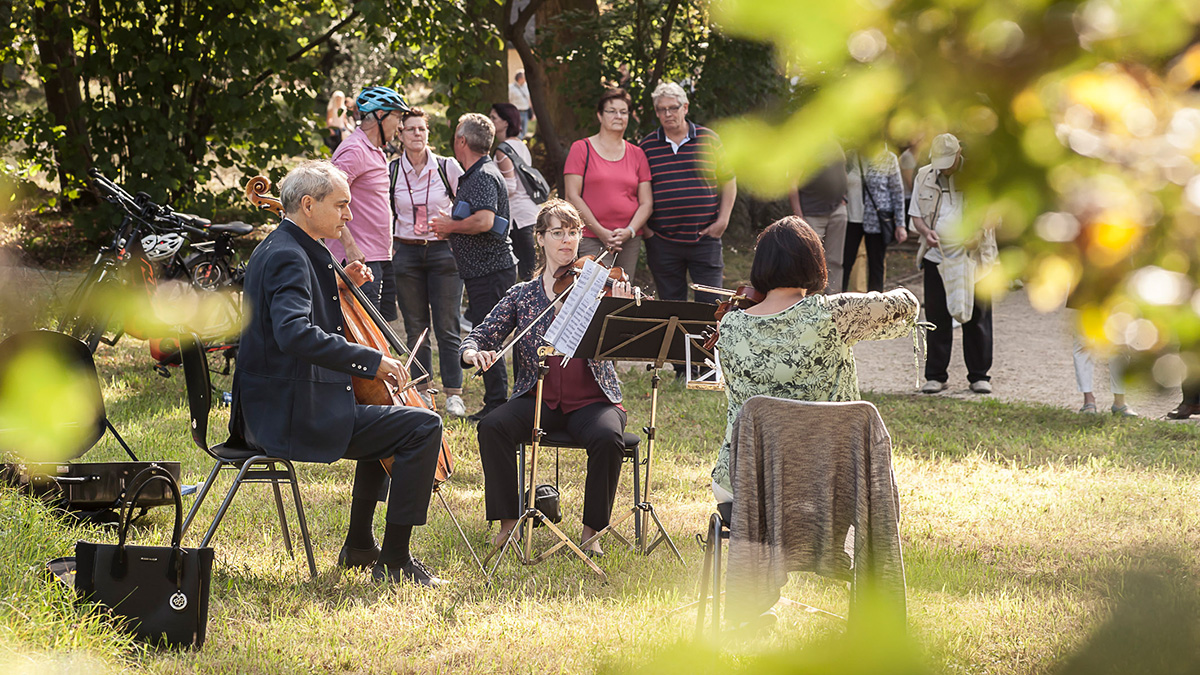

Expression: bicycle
xmin=58 ymin=170 xmax=253 ymax=359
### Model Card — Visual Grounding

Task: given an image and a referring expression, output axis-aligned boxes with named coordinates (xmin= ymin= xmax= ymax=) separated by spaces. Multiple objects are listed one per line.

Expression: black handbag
xmin=524 ymin=483 xmax=562 ymax=526
xmin=74 ymin=465 xmax=214 ymax=648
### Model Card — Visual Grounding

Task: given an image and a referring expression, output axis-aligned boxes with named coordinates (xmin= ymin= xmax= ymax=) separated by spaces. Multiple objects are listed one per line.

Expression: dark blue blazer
xmin=230 ymin=220 xmax=382 ymax=463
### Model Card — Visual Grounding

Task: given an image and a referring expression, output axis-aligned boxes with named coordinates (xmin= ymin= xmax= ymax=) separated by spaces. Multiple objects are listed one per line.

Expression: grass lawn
xmin=4 ymin=334 xmax=1200 ymax=674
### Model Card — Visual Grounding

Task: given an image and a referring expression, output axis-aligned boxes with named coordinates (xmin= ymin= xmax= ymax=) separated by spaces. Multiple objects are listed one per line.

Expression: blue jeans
xmin=519 ymin=109 xmax=533 ymax=137
xmin=643 ymin=234 xmax=724 ymax=304
xmin=393 ymin=240 xmax=465 ymax=392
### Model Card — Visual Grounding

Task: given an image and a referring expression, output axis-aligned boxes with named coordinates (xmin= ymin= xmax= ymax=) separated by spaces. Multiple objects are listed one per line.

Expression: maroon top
xmin=532 ymin=356 xmax=611 ymax=413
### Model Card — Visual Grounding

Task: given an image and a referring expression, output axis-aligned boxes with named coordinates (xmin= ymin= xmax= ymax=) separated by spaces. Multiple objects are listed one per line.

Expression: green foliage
xmin=711 ymin=0 xmax=1200 ymax=367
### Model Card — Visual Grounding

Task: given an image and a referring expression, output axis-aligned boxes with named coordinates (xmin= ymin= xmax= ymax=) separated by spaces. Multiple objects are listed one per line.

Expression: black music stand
xmin=573 ymin=296 xmax=719 ymax=560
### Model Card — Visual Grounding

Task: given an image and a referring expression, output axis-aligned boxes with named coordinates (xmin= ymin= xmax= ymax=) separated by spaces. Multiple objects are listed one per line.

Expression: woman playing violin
xmin=461 ymin=199 xmax=633 ymax=556
xmin=711 ymin=216 xmax=919 ymax=503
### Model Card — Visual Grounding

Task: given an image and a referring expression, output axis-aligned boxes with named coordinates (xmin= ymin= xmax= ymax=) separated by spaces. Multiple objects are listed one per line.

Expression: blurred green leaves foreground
xmin=712 ymin=0 xmax=1200 ymax=385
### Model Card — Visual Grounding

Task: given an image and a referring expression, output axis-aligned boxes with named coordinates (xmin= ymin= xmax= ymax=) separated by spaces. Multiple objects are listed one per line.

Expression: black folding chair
xmin=177 ymin=333 xmax=316 ymax=578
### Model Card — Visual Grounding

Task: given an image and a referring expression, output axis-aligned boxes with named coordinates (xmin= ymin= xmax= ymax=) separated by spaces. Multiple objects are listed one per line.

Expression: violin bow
xmin=469 ymin=248 xmax=617 ymax=379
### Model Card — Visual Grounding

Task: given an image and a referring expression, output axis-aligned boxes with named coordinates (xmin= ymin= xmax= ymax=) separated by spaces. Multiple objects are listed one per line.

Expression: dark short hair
xmin=750 ymin=216 xmax=827 ymax=294
xmin=490 ymin=103 xmax=522 ymax=139
xmin=595 ymin=88 xmax=632 ymax=114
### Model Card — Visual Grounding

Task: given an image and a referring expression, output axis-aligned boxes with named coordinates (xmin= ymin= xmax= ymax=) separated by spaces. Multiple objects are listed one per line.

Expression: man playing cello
xmin=229 ymin=160 xmax=447 ymax=586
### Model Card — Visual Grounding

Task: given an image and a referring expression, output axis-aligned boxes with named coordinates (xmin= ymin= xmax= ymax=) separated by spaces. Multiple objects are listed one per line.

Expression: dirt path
xmin=854 ymin=274 xmax=1185 ymax=420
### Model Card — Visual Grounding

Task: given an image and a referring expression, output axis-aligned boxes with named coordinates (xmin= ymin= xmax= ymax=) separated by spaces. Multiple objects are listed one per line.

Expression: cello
xmin=243 ymin=176 xmax=454 ymax=484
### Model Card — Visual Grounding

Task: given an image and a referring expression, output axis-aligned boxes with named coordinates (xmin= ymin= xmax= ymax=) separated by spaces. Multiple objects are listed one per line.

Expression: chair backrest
xmin=727 ymin=395 xmax=904 ymax=626
xmin=177 ymin=332 xmax=214 ymax=456
xmin=0 ymin=330 xmax=108 ymax=460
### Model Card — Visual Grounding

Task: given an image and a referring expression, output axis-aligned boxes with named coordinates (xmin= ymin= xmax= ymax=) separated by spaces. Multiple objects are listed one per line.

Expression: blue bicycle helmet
xmin=356 ymin=86 xmax=410 ymax=116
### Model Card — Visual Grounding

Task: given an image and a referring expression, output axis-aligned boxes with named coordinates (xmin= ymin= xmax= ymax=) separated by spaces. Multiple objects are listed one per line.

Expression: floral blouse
xmin=711 ymin=289 xmax=919 ymax=493
xmin=459 ymin=279 xmax=622 ymax=403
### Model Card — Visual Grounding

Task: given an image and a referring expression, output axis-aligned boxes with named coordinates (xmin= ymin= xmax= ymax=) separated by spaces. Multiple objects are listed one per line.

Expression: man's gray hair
xmin=457 ymin=113 xmax=495 ymax=155
xmin=651 ymin=81 xmax=688 ymax=107
xmin=279 ymin=160 xmax=349 ymax=214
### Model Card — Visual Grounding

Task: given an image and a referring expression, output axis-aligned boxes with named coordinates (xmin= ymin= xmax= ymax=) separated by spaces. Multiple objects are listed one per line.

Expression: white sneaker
xmin=969 ymin=380 xmax=992 ymax=394
xmin=444 ymin=394 xmax=467 ymax=418
xmin=920 ymin=380 xmax=947 ymax=394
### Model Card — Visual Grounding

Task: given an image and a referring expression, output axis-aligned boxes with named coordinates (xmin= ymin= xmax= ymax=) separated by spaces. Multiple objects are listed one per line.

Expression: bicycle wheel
xmin=187 ymin=253 xmax=232 ymax=291
xmin=58 ymin=258 xmax=107 ymax=334
xmin=58 ymin=260 xmax=118 ymax=351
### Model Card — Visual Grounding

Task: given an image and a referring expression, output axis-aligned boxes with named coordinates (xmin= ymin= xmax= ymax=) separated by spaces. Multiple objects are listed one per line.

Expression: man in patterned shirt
xmin=431 ymin=113 xmax=517 ymax=422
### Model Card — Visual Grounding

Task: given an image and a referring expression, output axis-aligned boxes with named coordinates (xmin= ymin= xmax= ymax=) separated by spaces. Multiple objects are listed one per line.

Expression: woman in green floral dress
xmin=712 ymin=216 xmax=919 ymax=502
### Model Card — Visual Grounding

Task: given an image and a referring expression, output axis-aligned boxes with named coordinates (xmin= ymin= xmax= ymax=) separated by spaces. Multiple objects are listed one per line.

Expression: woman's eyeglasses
xmin=546 ymin=228 xmax=582 ymax=241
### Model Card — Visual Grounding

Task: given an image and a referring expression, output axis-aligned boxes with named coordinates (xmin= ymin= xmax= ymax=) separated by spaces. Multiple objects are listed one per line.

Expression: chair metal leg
xmin=695 ymin=514 xmax=718 ymax=639
xmin=282 ymin=460 xmax=317 ymax=579
xmin=199 ymin=460 xmax=256 ymax=549
xmin=270 ymin=475 xmax=294 ymax=557
xmin=182 ymin=460 xmax=223 ymax=539
xmin=712 ymin=517 xmax=724 ymax=637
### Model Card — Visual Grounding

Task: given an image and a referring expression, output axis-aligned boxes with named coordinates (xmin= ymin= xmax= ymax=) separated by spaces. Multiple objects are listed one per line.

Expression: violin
xmin=551 ymin=255 xmax=630 ymax=299
xmin=698 ymin=284 xmax=766 ymax=350
xmin=244 ymin=176 xmax=455 ymax=484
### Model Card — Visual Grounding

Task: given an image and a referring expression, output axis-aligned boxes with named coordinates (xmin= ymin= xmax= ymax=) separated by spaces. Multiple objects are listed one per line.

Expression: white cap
xmin=930 ymin=133 xmax=961 ymax=170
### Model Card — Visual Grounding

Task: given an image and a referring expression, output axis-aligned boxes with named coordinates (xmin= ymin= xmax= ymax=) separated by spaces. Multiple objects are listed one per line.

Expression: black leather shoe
xmin=466 ymin=406 xmax=498 ymax=424
xmin=371 ymin=557 xmax=449 ymax=588
xmin=1166 ymin=403 xmax=1200 ymax=420
xmin=337 ymin=542 xmax=381 ymax=570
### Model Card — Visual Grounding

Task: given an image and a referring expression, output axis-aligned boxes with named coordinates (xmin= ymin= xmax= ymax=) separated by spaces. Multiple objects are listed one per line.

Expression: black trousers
xmin=463 ymin=265 xmax=517 ymax=411
xmin=923 ymin=261 xmax=993 ymax=384
xmin=842 ymin=221 xmax=887 ymax=293
xmin=341 ymin=404 xmax=443 ymax=526
xmin=477 ymin=397 xmax=627 ymax=531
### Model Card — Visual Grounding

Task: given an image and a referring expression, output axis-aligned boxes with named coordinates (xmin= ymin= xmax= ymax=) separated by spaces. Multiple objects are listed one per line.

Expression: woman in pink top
xmin=563 ymin=88 xmax=653 ymax=275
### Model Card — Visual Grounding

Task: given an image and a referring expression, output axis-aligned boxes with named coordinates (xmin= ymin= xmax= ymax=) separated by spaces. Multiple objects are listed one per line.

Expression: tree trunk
xmin=33 ymin=0 xmax=94 ymax=200
xmin=506 ymin=0 xmax=598 ymax=191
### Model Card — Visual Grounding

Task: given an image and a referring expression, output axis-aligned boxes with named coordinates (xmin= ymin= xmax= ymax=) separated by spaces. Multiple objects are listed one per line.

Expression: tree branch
xmin=251 ymin=8 xmax=361 ymax=88
xmin=647 ymin=0 xmax=682 ymax=96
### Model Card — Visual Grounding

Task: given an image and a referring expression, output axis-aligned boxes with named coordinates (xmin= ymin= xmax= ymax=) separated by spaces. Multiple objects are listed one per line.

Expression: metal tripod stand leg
xmin=638 ymin=367 xmax=683 ymax=561
xmin=485 ymin=347 xmax=608 ymax=581
xmin=435 ymin=484 xmax=487 ymax=578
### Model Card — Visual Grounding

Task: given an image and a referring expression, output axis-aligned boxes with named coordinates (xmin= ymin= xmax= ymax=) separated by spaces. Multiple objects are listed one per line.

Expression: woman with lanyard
xmin=489 ymin=102 xmax=540 ymax=282
xmin=461 ymin=199 xmax=634 ymax=557
xmin=390 ymin=107 xmax=469 ymax=418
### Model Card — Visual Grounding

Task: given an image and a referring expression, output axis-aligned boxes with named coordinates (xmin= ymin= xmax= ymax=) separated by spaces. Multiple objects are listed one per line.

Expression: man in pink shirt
xmin=327 ymin=86 xmax=409 ymax=311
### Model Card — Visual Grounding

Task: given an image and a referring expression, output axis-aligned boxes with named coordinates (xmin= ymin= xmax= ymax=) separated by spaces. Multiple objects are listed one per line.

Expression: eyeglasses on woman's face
xmin=545 ymin=227 xmax=583 ymax=242
xmin=602 ymin=108 xmax=630 ymax=117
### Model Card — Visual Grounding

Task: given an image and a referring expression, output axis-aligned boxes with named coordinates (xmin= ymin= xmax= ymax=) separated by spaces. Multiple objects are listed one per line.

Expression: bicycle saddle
xmin=207 ymin=221 xmax=254 ymax=236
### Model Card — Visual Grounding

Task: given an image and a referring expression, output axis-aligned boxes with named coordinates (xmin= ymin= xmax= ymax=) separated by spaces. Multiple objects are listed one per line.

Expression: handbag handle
xmin=111 ymin=467 xmax=185 ymax=583
xmin=117 ymin=465 xmax=183 ymax=550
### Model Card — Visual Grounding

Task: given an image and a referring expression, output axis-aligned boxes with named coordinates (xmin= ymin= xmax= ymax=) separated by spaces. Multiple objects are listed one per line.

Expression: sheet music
xmin=544 ymin=258 xmax=608 ymax=356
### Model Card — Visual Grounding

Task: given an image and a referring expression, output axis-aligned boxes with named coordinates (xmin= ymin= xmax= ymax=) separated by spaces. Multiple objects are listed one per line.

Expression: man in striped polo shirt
xmin=639 ymin=81 xmax=737 ymax=311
